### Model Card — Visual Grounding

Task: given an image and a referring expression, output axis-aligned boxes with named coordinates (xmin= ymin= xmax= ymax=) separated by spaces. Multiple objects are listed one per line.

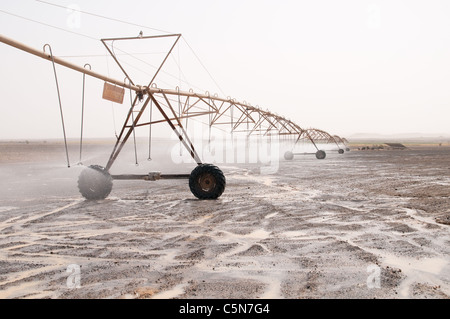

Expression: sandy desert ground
xmin=0 ymin=139 xmax=448 ymax=299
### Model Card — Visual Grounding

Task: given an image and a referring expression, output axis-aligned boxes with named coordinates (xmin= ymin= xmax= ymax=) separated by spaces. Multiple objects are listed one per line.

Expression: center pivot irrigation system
xmin=0 ymin=33 xmax=349 ymax=200
xmin=283 ymin=129 xmax=350 ymax=160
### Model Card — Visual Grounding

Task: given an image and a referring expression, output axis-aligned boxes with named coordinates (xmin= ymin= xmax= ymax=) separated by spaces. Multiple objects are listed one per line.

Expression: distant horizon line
xmin=1 ymin=132 xmax=450 ymax=143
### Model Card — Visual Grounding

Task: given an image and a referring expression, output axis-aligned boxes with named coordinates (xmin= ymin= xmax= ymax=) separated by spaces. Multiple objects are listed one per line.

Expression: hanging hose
xmin=78 ymin=63 xmax=91 ymax=165
xmin=206 ymin=92 xmax=211 ymax=152
xmin=147 ymin=98 xmax=153 ymax=161
xmin=44 ymin=44 xmax=70 ymax=168
xmin=186 ymin=89 xmax=193 ymax=133
xmin=127 ymin=80 xmax=138 ymax=166
xmin=177 ymin=86 xmax=182 ymax=156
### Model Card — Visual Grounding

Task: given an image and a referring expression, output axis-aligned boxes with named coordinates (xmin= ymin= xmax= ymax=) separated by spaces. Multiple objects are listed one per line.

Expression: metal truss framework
xmin=105 ymin=85 xmax=350 ymax=169
xmin=0 ymin=32 xmax=349 ymax=175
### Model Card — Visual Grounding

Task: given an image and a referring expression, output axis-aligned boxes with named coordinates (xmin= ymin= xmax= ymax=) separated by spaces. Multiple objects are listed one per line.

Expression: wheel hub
xmin=199 ymin=173 xmax=216 ymax=192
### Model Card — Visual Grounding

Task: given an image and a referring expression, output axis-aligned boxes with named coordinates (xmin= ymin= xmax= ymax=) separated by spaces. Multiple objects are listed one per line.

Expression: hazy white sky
xmin=0 ymin=0 xmax=449 ymax=139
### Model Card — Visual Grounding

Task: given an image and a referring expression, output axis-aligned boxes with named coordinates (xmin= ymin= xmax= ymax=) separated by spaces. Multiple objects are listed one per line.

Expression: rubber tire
xmin=338 ymin=149 xmax=344 ymax=154
xmin=315 ymin=150 xmax=326 ymax=160
xmin=78 ymin=165 xmax=113 ymax=200
xmin=189 ymin=164 xmax=226 ymax=199
xmin=284 ymin=151 xmax=294 ymax=160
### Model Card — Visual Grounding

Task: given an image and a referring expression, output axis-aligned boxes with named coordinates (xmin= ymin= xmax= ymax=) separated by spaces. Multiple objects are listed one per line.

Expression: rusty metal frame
xmin=0 ymin=33 xmax=347 ymax=173
xmin=298 ymin=129 xmax=341 ymax=150
xmin=101 ymin=33 xmax=181 ymax=88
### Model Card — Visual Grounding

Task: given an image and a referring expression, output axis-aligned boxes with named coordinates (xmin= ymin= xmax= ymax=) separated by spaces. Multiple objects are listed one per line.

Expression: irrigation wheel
xmin=189 ymin=164 xmax=226 ymax=199
xmin=78 ymin=165 xmax=113 ymax=200
xmin=284 ymin=151 xmax=294 ymax=160
xmin=315 ymin=150 xmax=326 ymax=160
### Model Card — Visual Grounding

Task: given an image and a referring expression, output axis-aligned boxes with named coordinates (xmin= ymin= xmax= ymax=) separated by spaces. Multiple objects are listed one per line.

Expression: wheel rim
xmin=198 ymin=172 xmax=216 ymax=192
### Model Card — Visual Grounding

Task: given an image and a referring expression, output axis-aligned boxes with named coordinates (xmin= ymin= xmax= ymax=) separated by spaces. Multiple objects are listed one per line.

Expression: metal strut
xmin=104 ymin=90 xmax=202 ymax=172
xmin=105 ymin=93 xmax=148 ymax=171
xmin=158 ymin=92 xmax=202 ymax=165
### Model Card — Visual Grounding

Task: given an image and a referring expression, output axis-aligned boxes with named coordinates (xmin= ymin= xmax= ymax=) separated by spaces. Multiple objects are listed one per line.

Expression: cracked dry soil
xmin=0 ymin=141 xmax=449 ymax=299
